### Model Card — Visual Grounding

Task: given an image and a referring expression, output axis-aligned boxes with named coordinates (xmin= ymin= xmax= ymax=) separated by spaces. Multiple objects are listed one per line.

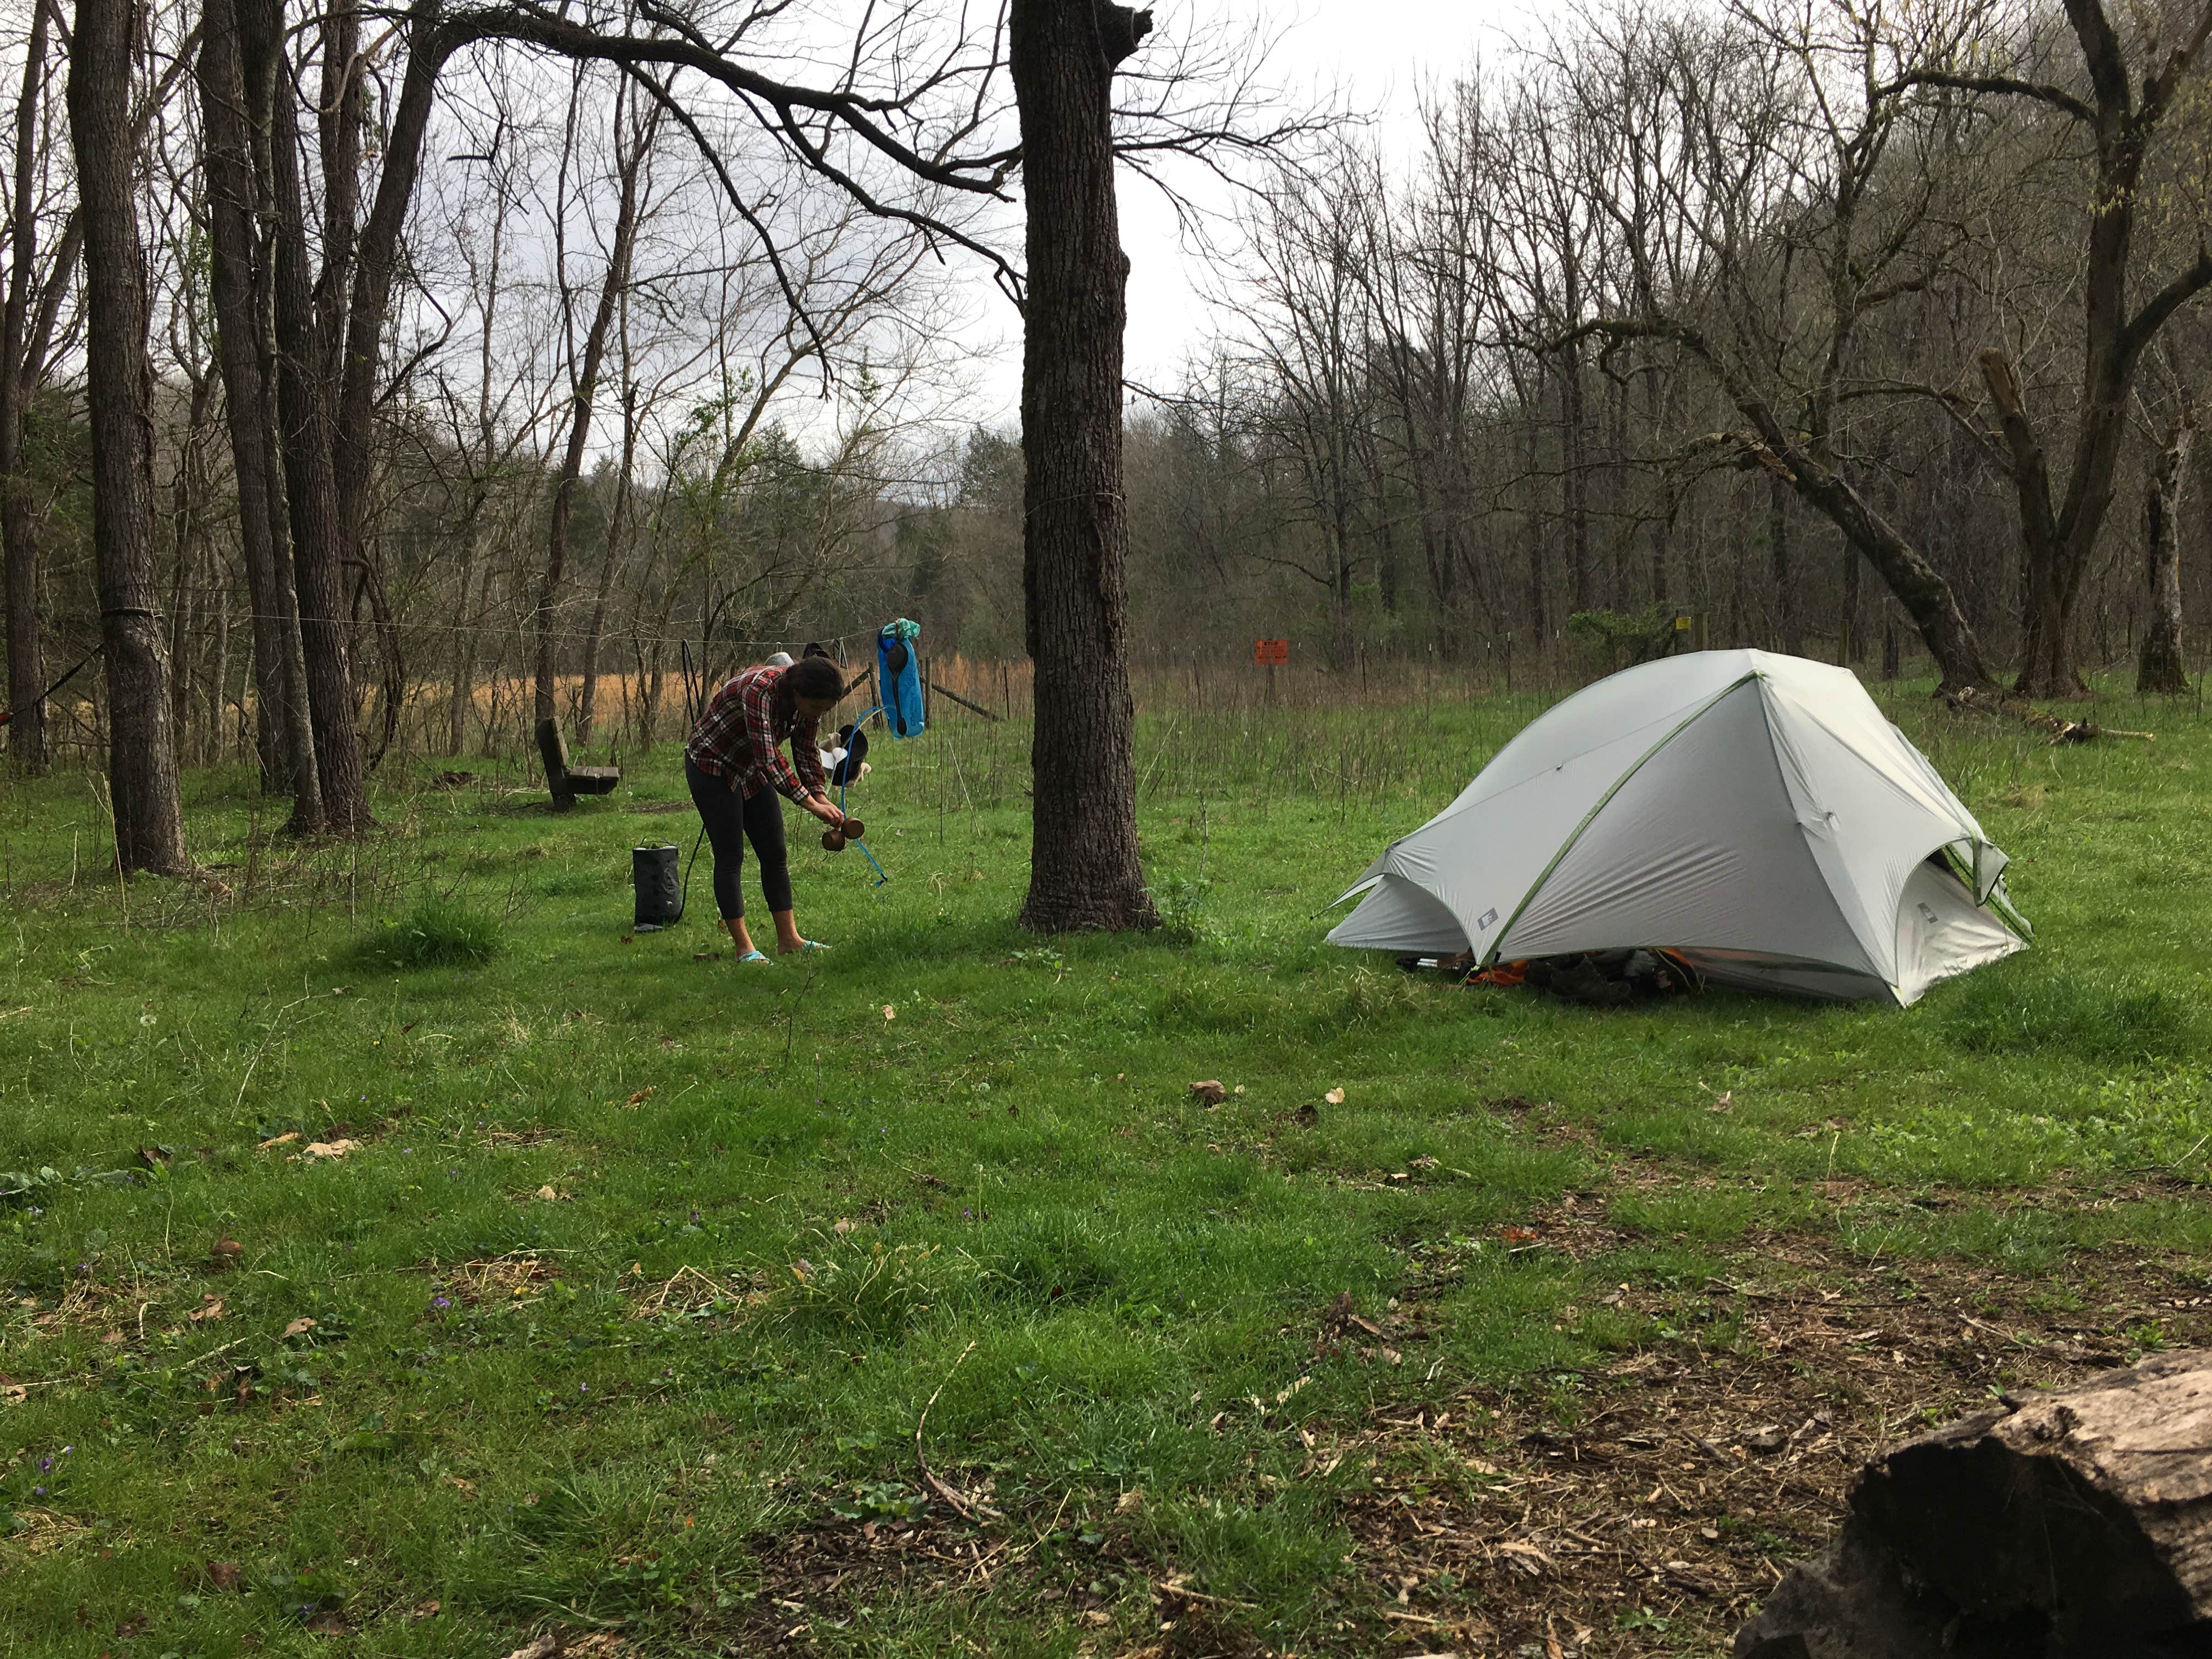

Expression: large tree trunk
xmin=0 ymin=0 xmax=53 ymax=775
xmin=579 ymin=377 xmax=639 ymax=747
xmin=199 ymin=0 xmax=323 ymax=826
xmin=69 ymin=0 xmax=185 ymax=873
xmin=2138 ymin=393 xmax=2196 ymax=694
xmin=254 ymin=0 xmax=368 ymax=831
xmin=1012 ymin=0 xmax=1157 ymax=934
xmin=1737 ymin=1349 xmax=2212 ymax=1657
xmin=535 ymin=94 xmax=646 ymax=731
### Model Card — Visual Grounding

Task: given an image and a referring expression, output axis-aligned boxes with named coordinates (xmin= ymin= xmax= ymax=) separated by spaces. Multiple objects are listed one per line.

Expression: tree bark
xmin=199 ymin=0 xmax=323 ymax=826
xmin=579 ymin=376 xmax=639 ymax=746
xmin=253 ymin=0 xmax=368 ymax=830
xmin=1012 ymin=0 xmax=1157 ymax=933
xmin=1736 ymin=1348 xmax=2212 ymax=1657
xmin=69 ymin=0 xmax=186 ymax=873
xmin=0 ymin=0 xmax=54 ymax=774
xmin=2138 ymin=392 xmax=2195 ymax=693
xmin=535 ymin=93 xmax=647 ymax=731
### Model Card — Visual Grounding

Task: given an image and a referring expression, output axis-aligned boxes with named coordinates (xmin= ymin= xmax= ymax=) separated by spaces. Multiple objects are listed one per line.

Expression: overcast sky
xmin=960 ymin=0 xmax=1561 ymax=425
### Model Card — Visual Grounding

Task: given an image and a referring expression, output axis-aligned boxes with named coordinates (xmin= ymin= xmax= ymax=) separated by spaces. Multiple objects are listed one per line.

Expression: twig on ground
xmin=915 ymin=1340 xmax=1000 ymax=1520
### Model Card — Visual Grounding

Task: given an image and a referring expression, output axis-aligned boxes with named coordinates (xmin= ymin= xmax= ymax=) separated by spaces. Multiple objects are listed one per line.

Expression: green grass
xmin=1 ymin=679 xmax=2209 ymax=1656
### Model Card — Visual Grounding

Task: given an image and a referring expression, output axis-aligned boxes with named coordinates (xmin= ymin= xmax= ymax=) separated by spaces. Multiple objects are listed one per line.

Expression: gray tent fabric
xmin=1326 ymin=651 xmax=2028 ymax=1005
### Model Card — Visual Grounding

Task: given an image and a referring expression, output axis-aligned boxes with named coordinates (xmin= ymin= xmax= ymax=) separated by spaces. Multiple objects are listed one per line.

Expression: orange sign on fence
xmin=1255 ymin=639 xmax=1289 ymax=667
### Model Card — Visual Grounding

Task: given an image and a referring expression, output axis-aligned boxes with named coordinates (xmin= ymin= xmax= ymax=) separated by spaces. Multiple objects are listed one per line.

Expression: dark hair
xmin=784 ymin=654 xmax=844 ymax=702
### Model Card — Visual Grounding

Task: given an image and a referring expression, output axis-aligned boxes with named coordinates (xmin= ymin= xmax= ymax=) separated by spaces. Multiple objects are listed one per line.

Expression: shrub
xmin=361 ymin=896 xmax=502 ymax=970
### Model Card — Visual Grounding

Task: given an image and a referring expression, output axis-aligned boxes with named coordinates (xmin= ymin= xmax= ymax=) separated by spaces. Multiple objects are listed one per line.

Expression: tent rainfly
xmin=1325 ymin=651 xmax=2029 ymax=1005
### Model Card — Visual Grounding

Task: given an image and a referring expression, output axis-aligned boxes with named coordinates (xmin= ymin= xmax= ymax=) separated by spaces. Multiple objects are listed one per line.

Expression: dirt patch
xmin=1322 ymin=1243 xmax=2212 ymax=1656
xmin=624 ymin=1265 xmax=767 ymax=1322
xmin=428 ymin=1251 xmax=561 ymax=1308
xmin=0 ymin=1506 xmax=94 ymax=1559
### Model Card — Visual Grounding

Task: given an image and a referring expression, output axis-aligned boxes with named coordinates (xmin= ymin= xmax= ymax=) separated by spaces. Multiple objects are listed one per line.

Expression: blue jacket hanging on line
xmin=877 ymin=619 xmax=926 ymax=738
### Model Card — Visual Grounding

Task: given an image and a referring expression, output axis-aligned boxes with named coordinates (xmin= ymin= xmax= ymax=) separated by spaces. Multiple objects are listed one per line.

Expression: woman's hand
xmin=806 ymin=795 xmax=847 ymax=831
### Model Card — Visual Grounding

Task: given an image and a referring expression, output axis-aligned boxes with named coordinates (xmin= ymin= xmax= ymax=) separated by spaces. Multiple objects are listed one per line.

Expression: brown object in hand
xmin=822 ymin=831 xmax=846 ymax=852
xmin=840 ymin=817 xmax=865 ymax=840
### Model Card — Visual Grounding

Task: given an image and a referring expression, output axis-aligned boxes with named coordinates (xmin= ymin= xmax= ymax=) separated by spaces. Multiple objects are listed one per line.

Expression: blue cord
xmin=836 ymin=704 xmax=891 ymax=887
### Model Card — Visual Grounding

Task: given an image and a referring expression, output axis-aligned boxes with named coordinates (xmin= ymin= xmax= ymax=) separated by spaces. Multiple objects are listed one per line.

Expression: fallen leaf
xmin=1324 ymin=1087 xmax=1346 ymax=1104
xmin=282 ymin=1317 xmax=317 ymax=1339
xmin=1496 ymin=1538 xmax=1555 ymax=1568
xmin=626 ymin=1087 xmax=656 ymax=1106
xmin=189 ymin=1297 xmax=226 ymax=1323
xmin=535 ymin=1185 xmax=560 ymax=1202
xmin=301 ymin=1139 xmax=360 ymax=1160
xmin=832 ymin=1218 xmax=856 ymax=1235
xmin=101 ymin=1330 xmax=124 ymax=1345
xmin=498 ymin=1636 xmax=561 ymax=1659
xmin=1707 ymin=1090 xmax=1734 ymax=1114
xmin=1083 ymin=1609 xmax=1111 ymax=1626
xmin=409 ymin=1600 xmax=441 ymax=1621
xmin=206 ymin=1561 xmax=244 ymax=1592
xmin=210 ymin=1238 xmax=244 ymax=1268
xmin=1115 ymin=1489 xmax=1143 ymax=1513
xmin=882 ymin=1005 xmax=896 ymax=1021
xmin=442 ymin=1476 xmax=477 ymax=1497
xmin=1188 ymin=1080 xmax=1227 ymax=1105
xmin=257 ymin=1132 xmax=297 ymax=1150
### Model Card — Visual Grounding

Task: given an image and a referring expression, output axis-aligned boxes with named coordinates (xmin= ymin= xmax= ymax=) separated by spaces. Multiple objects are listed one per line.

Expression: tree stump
xmin=1737 ymin=1350 xmax=2212 ymax=1657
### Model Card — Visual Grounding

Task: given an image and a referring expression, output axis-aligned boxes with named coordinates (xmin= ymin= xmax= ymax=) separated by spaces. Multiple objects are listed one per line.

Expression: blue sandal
xmin=784 ymin=940 xmax=830 ymax=955
xmin=736 ymin=949 xmax=771 ymax=964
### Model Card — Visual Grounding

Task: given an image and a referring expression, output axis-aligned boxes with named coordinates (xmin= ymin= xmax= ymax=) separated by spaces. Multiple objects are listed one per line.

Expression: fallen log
xmin=1938 ymin=684 xmax=2154 ymax=744
xmin=1737 ymin=1348 xmax=2212 ymax=1658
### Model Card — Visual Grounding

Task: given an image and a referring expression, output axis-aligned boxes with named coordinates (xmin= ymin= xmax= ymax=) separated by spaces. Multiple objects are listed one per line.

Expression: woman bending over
xmin=682 ymin=654 xmax=849 ymax=962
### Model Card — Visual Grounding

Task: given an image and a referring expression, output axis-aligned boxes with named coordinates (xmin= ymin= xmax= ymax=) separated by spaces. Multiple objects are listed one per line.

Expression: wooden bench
xmin=536 ymin=718 xmax=619 ymax=811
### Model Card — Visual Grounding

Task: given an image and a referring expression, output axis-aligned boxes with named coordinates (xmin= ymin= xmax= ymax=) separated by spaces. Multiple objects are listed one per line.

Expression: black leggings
xmin=685 ymin=757 xmax=792 ymax=921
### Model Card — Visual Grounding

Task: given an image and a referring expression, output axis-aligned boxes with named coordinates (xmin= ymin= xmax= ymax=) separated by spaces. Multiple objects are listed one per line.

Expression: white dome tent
xmin=1325 ymin=651 xmax=2030 ymax=1005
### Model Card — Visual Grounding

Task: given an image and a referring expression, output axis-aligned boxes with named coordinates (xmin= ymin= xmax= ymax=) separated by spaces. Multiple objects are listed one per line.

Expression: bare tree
xmin=533 ymin=75 xmax=653 ymax=730
xmin=1893 ymin=1 xmax=2212 ymax=693
xmin=1 ymin=0 xmax=78 ymax=774
xmin=69 ymin=0 xmax=186 ymax=871
xmin=199 ymin=0 xmax=321 ymax=826
xmin=1012 ymin=0 xmax=1158 ymax=932
xmin=2137 ymin=382 xmax=2195 ymax=692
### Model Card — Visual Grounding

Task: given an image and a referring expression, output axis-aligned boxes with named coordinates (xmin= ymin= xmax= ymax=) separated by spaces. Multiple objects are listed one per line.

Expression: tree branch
xmin=2122 ymin=244 xmax=2212 ymax=360
xmin=1871 ymin=69 xmax=2094 ymax=125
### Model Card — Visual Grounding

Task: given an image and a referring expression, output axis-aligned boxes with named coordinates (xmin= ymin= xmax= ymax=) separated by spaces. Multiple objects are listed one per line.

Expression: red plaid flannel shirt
xmin=685 ymin=665 xmax=827 ymax=802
